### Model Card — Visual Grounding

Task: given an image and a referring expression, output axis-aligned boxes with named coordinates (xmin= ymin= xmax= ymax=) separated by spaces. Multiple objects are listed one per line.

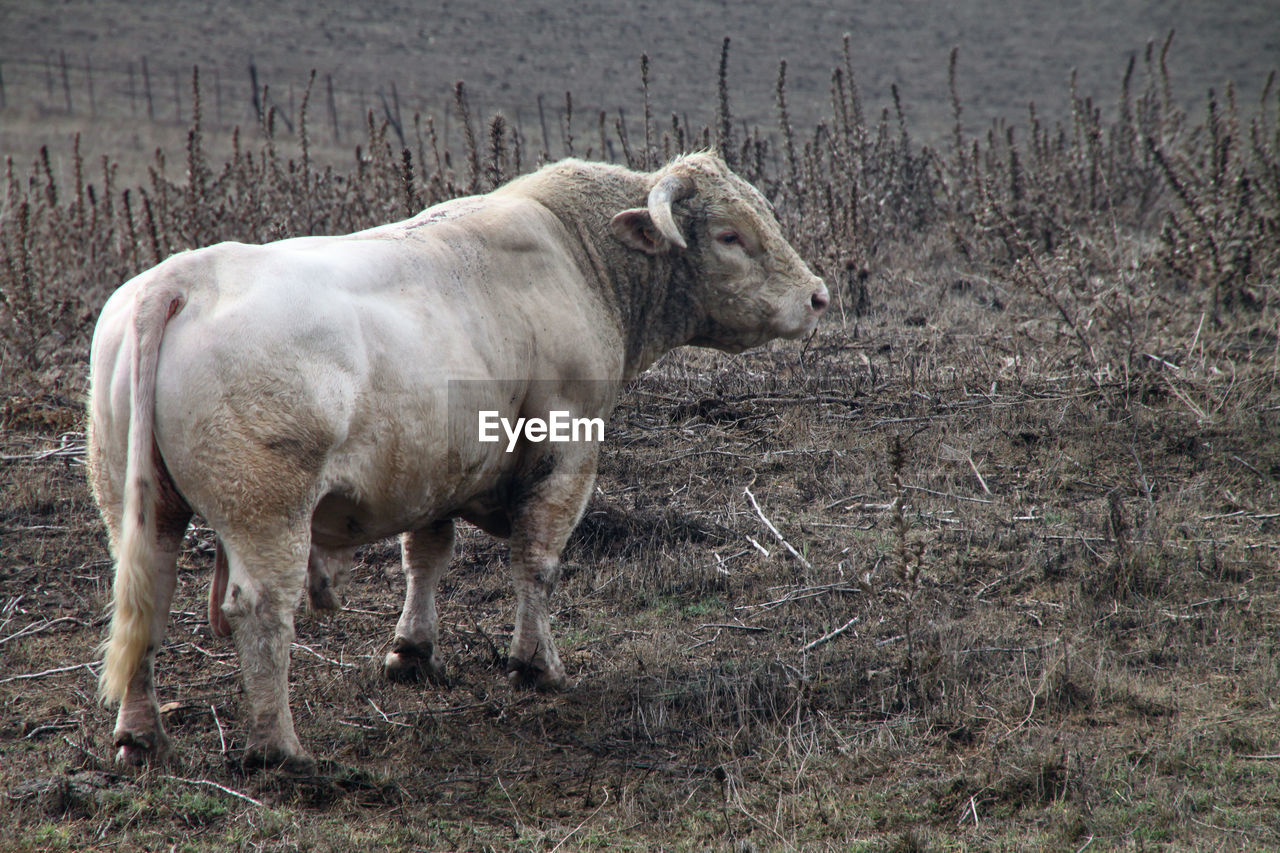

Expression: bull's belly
xmin=309 ymin=448 xmax=516 ymax=548
xmin=310 ymin=490 xmax=414 ymax=547
xmin=309 ymin=488 xmax=514 ymax=548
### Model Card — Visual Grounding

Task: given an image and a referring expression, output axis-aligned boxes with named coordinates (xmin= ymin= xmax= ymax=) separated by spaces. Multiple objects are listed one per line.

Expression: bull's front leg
xmin=506 ymin=450 xmax=598 ymax=691
xmin=307 ymin=544 xmax=355 ymax=612
xmin=384 ymin=520 xmax=455 ymax=683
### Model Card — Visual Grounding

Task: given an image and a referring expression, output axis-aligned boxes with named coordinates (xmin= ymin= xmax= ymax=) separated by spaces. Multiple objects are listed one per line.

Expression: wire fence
xmin=0 ymin=51 xmax=531 ymax=154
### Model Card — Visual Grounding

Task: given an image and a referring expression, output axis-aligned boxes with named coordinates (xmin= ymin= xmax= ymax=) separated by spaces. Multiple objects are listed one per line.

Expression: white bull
xmin=88 ymin=152 xmax=829 ymax=770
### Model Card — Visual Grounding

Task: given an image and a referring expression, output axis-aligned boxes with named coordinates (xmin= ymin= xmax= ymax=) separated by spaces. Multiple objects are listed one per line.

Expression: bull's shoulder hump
xmin=364 ymin=193 xmax=570 ymax=251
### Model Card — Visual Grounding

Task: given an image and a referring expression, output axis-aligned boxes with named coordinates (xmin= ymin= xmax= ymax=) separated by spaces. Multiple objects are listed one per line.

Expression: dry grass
xmin=1 ymin=34 xmax=1278 ymax=852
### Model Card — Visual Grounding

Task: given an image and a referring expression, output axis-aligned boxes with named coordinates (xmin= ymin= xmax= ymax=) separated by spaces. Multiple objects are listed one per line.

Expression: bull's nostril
xmin=811 ymin=290 xmax=830 ymax=312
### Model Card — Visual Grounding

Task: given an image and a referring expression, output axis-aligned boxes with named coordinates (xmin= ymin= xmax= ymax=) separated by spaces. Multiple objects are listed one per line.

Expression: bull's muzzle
xmin=810 ymin=280 xmax=831 ymax=315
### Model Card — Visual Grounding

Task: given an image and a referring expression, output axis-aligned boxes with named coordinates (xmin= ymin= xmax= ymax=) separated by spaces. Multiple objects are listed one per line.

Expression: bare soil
xmin=3 ymin=298 xmax=1279 ymax=850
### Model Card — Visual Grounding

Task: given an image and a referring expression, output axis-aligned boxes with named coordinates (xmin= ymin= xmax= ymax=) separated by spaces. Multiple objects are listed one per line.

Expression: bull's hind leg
xmin=384 ymin=520 xmax=455 ymax=684
xmin=216 ymin=531 xmax=313 ymax=772
xmin=89 ymin=430 xmax=193 ymax=765
xmin=111 ymin=499 xmax=191 ymax=764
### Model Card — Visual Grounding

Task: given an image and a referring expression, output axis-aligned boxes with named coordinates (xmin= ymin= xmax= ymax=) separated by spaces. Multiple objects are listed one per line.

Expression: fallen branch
xmin=735 ymin=581 xmax=861 ymax=612
xmin=161 ymin=775 xmax=263 ymax=808
xmin=801 ymin=615 xmax=860 ymax=652
xmin=0 ymin=662 xmax=97 ymax=684
xmin=942 ymin=443 xmax=992 ymax=495
xmin=0 ymin=436 xmax=87 ymax=463
xmin=744 ymin=487 xmax=812 ymax=570
xmin=0 ymin=616 xmax=87 ymax=645
xmin=966 ymin=453 xmax=991 ymax=494
xmin=368 ymin=698 xmax=410 ymax=727
xmin=24 ymin=722 xmax=79 ymax=739
xmin=291 ymin=641 xmax=355 ymax=668
xmin=211 ymin=704 xmax=227 ymax=755
xmin=903 ymin=483 xmax=996 ymax=505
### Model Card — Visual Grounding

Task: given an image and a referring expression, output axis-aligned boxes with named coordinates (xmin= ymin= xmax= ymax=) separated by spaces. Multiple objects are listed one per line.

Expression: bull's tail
xmin=99 ymin=285 xmax=186 ymax=705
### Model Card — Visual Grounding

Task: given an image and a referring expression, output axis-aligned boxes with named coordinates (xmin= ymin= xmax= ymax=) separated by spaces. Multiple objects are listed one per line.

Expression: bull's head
xmin=611 ymin=153 xmax=829 ymax=352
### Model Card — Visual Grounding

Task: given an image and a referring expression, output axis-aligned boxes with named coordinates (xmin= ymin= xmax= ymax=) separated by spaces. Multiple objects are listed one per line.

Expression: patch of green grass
xmin=680 ymin=596 xmax=726 ymax=619
xmin=173 ymin=789 xmax=230 ymax=825
xmin=19 ymin=824 xmax=74 ymax=852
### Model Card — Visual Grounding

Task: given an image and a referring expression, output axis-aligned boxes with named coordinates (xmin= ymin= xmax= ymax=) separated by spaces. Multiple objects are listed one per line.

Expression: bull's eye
xmin=716 ymin=230 xmax=741 ymax=246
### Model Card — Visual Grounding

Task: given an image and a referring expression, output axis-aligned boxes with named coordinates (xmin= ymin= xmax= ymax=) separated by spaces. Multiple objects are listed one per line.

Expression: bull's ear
xmin=611 ymin=209 xmax=672 ymax=254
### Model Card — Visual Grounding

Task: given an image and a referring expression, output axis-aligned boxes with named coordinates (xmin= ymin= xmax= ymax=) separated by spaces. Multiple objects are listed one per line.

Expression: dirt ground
xmin=4 ymin=292 xmax=1279 ymax=850
xmin=2 ymin=2 xmax=1279 ymax=851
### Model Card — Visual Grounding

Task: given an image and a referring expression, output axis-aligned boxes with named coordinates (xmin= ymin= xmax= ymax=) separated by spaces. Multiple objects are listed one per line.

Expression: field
xmin=2 ymin=3 xmax=1280 ymax=851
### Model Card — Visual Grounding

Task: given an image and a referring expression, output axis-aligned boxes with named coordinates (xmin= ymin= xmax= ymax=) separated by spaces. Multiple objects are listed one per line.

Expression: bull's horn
xmin=647 ymin=173 xmax=695 ymax=250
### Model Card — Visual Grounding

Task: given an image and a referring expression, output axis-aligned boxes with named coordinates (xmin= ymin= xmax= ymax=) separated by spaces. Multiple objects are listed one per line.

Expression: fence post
xmin=326 ymin=73 xmax=339 ymax=142
xmin=59 ymin=50 xmax=72 ymax=112
xmin=85 ymin=54 xmax=96 ymax=117
xmin=142 ymin=55 xmax=154 ymax=120
xmin=250 ymin=62 xmax=262 ymax=123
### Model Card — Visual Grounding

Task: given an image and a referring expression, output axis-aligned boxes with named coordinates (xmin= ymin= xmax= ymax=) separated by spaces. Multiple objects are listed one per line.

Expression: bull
xmin=87 ymin=152 xmax=829 ymax=770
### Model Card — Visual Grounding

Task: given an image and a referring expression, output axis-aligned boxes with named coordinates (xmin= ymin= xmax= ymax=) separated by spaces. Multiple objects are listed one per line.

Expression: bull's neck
xmin=575 ymin=226 xmax=701 ymax=382
xmin=512 ymin=172 xmax=701 ymax=381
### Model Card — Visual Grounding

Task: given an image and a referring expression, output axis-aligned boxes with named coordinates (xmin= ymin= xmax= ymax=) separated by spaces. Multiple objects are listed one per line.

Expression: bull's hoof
xmin=242 ymin=745 xmax=317 ymax=776
xmin=506 ymin=657 xmax=569 ymax=692
xmin=307 ymin=579 xmax=341 ymax=612
xmin=383 ymin=640 xmax=445 ymax=685
xmin=113 ymin=729 xmax=168 ymax=766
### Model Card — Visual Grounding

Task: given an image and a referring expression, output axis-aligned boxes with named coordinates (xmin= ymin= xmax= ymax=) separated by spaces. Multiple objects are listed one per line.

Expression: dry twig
xmin=161 ymin=775 xmax=264 ymax=808
xmin=744 ymin=486 xmax=813 ymax=570
xmin=801 ymin=614 xmax=860 ymax=652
